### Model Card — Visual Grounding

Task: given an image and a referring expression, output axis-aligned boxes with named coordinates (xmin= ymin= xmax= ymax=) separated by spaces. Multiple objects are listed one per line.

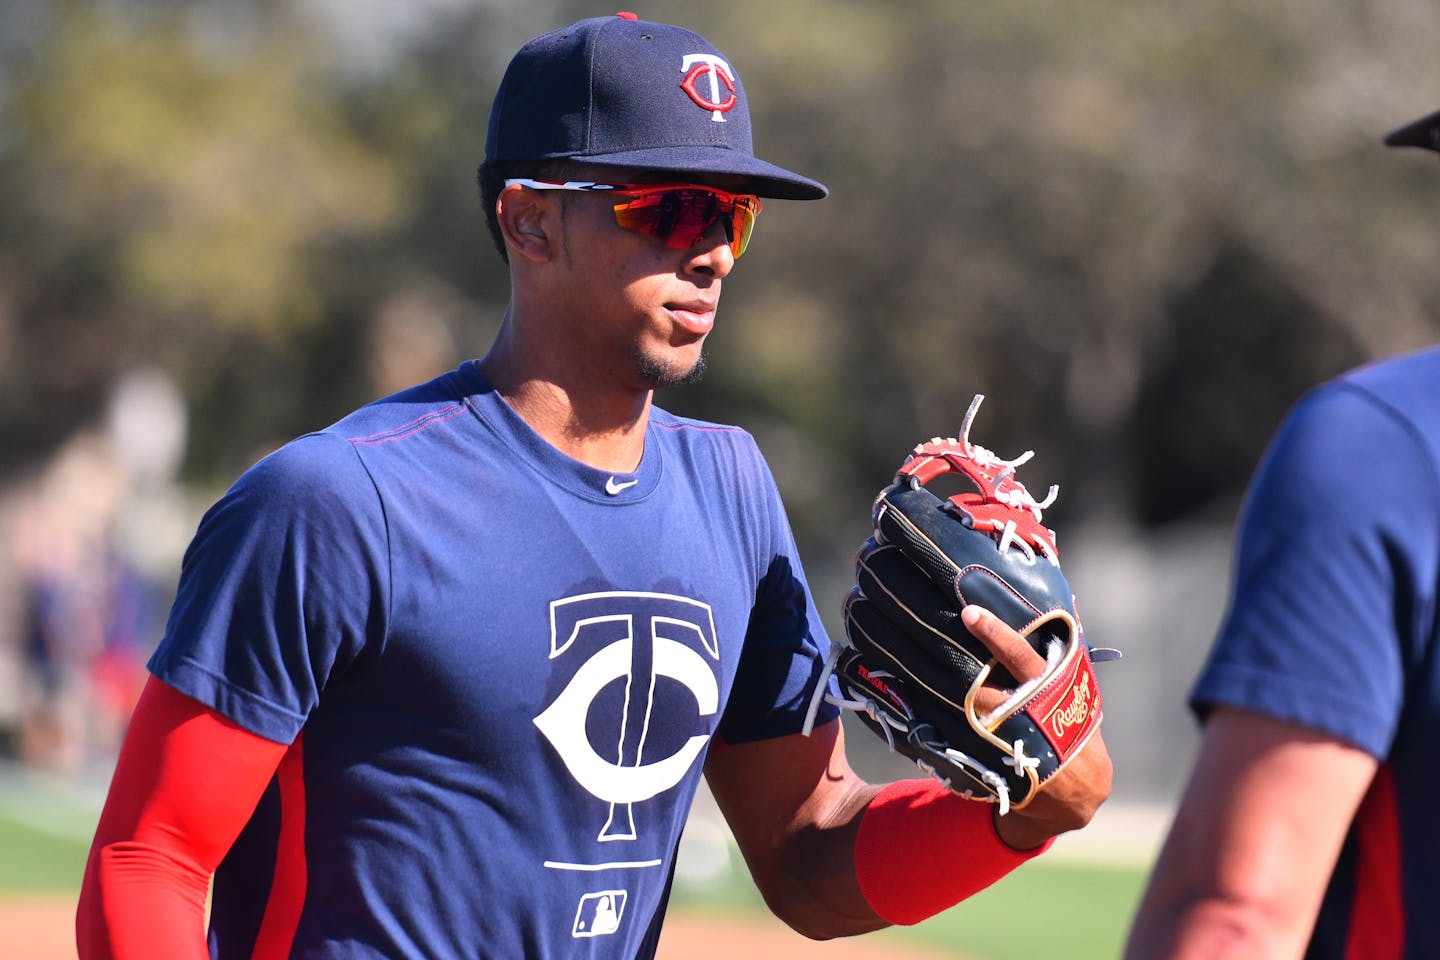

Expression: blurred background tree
xmin=1 ymin=0 xmax=1438 ymax=794
xmin=5 ymin=0 xmax=1438 ymax=512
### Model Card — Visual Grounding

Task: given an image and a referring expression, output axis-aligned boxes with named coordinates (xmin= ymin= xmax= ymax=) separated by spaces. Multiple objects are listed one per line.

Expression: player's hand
xmin=812 ymin=404 xmax=1116 ymax=818
xmin=962 ymin=605 xmax=1113 ymax=851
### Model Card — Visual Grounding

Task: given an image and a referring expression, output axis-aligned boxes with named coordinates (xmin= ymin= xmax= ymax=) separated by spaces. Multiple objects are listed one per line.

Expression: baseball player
xmin=76 ymin=15 xmax=1112 ymax=957
xmin=1124 ymin=110 xmax=1440 ymax=959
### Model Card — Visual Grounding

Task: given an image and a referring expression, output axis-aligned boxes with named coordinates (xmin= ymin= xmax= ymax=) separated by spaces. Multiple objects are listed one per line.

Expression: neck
xmin=479 ymin=332 xmax=652 ymax=474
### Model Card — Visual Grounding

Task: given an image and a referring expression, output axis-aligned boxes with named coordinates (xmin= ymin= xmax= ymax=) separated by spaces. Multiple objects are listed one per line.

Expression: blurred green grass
xmin=0 ymin=813 xmax=89 ymax=889
xmin=671 ymin=850 xmax=1146 ymax=960
xmin=0 ymin=768 xmax=1148 ymax=959
xmin=898 ymin=859 xmax=1145 ymax=960
xmin=0 ymin=764 xmax=99 ymax=890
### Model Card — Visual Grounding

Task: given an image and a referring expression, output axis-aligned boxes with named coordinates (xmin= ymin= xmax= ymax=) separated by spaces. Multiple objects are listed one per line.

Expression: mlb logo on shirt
xmin=572 ymin=889 xmax=627 ymax=938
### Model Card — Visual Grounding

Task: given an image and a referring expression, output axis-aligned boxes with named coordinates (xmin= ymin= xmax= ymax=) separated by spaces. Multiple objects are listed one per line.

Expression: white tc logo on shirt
xmin=534 ymin=591 xmax=720 ymax=842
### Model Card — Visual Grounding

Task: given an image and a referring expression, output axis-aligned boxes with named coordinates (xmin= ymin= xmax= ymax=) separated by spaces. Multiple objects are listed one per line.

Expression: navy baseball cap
xmin=485 ymin=12 xmax=827 ymax=200
xmin=1383 ymin=108 xmax=1440 ymax=153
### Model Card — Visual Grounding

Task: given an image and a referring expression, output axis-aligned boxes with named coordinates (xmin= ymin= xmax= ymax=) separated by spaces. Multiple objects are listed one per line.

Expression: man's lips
xmin=667 ymin=300 xmax=717 ymax=336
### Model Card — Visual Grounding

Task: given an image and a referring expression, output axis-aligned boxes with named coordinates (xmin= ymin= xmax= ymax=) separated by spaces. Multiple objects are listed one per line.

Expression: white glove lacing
xmin=800 ymin=639 xmax=1018 ymax=815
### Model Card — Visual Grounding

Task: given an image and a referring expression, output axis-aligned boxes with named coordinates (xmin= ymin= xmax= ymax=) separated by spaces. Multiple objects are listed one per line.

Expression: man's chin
xmin=636 ymin=351 xmax=707 ymax=389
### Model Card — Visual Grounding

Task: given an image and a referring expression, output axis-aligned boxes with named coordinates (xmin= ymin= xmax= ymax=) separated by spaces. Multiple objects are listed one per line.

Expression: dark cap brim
xmin=572 ymin=144 xmax=827 ymax=200
xmin=1383 ymin=109 xmax=1440 ymax=152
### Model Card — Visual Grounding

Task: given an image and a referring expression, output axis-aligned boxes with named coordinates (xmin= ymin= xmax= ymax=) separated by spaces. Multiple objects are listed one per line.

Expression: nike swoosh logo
xmin=605 ymin=476 xmax=639 ymax=496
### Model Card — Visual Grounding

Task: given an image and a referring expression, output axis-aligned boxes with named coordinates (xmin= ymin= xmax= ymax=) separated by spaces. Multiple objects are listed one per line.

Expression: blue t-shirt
xmin=1191 ymin=346 xmax=1440 ymax=959
xmin=149 ymin=361 xmax=839 ymax=958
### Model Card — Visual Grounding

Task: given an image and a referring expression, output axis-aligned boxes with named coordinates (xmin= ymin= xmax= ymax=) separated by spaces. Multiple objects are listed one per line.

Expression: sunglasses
xmin=504 ymin=179 xmax=763 ymax=258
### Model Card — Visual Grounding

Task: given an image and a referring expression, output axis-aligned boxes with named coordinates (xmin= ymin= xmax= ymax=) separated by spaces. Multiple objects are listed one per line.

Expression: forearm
xmin=78 ymin=842 xmax=212 ymax=960
xmin=1125 ymin=831 xmax=1330 ymax=960
xmin=742 ymin=777 xmax=1053 ymax=940
xmin=760 ymin=777 xmax=885 ymax=939
xmin=75 ymin=677 xmax=288 ymax=959
xmin=1126 ymin=888 xmax=1312 ymax=960
xmin=1124 ymin=711 xmax=1379 ymax=960
xmin=709 ymin=722 xmax=1060 ymax=941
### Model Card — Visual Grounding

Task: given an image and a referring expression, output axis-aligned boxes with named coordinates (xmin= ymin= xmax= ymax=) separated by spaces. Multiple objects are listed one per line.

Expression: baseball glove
xmin=803 ymin=395 xmax=1115 ymax=814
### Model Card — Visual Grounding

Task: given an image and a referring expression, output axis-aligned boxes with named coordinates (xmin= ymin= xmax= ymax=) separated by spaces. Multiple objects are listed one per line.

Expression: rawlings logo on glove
xmin=804 ymin=395 xmax=1117 ymax=814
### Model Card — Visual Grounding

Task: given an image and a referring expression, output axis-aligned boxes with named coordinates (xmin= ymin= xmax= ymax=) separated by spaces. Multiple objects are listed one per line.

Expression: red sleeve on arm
xmin=854 ymin=779 xmax=1054 ymax=925
xmin=76 ymin=676 xmax=290 ymax=960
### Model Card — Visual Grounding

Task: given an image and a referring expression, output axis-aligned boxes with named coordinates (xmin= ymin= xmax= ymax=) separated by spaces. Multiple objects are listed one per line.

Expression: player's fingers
xmin=970 ymin=684 xmax=1009 ymax=715
xmin=961 ymin=605 xmax=1046 ymax=682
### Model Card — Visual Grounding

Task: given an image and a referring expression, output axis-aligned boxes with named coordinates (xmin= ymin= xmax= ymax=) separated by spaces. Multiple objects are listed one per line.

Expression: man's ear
xmin=497 ymin=184 xmax=557 ymax=263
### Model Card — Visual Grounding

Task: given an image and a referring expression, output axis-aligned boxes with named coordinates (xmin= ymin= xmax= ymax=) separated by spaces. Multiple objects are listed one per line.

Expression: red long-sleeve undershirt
xmin=76 ymin=677 xmax=289 ymax=959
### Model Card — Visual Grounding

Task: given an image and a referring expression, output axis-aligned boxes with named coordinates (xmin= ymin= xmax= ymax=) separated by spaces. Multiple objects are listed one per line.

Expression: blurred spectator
xmin=3 ymin=367 xmax=189 ymax=775
xmin=366 ymin=279 xmax=466 ymax=398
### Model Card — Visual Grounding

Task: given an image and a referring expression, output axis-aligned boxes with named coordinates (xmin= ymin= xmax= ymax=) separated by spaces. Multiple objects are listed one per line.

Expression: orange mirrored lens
xmin=610 ymin=187 xmax=762 ymax=258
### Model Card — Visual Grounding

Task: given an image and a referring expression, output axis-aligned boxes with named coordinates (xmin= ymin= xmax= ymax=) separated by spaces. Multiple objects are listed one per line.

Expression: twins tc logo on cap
xmin=679 ymin=53 xmax=737 ymax=122
xmin=484 ymin=15 xmax=828 ymax=200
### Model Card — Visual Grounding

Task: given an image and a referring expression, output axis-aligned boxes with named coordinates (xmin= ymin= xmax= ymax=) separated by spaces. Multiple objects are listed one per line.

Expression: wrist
xmin=992 ymin=806 xmax=1055 ymax=852
xmin=854 ymin=779 xmax=1053 ymax=926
